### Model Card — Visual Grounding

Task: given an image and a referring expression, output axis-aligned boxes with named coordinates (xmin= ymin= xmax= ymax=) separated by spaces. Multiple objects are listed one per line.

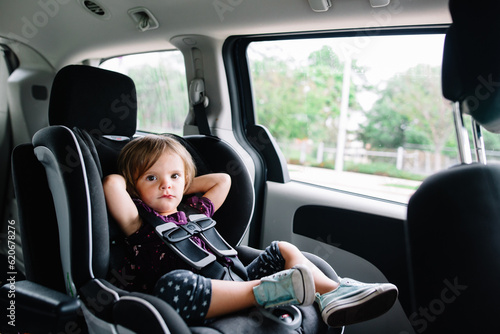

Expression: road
xmin=288 ymin=164 xmax=422 ymax=203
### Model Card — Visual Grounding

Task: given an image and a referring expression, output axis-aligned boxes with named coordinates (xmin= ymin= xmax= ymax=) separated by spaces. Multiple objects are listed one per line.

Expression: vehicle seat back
xmin=407 ymin=1 xmax=500 ymax=332
xmin=441 ymin=0 xmax=500 ymax=133
xmin=11 ymin=143 xmax=65 ymax=293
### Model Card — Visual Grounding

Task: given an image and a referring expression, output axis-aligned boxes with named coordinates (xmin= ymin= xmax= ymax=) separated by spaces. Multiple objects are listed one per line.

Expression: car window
xmin=247 ymin=33 xmax=500 ymax=203
xmin=100 ymin=50 xmax=188 ymax=135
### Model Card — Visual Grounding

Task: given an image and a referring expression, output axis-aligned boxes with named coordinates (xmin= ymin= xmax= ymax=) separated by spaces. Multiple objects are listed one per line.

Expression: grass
xmin=343 ymin=162 xmax=425 ymax=181
xmin=384 ymin=183 xmax=419 ymax=190
xmin=292 ymin=157 xmax=426 ymax=182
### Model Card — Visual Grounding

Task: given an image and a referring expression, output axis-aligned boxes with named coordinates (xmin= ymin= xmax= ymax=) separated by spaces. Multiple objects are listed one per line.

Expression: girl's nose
xmin=160 ymin=179 xmax=171 ymax=189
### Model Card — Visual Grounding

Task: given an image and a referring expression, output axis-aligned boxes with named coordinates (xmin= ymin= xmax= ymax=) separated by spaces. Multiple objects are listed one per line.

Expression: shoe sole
xmin=294 ymin=264 xmax=316 ymax=306
xmin=322 ymin=284 xmax=398 ymax=328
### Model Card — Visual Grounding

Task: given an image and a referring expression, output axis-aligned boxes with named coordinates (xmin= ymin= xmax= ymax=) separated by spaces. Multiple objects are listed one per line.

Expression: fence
xmin=279 ymin=140 xmax=500 ymax=176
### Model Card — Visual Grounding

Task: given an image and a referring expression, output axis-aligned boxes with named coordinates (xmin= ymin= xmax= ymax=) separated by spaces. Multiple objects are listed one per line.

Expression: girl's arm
xmin=185 ymin=173 xmax=231 ymax=212
xmin=103 ymin=174 xmax=142 ymax=236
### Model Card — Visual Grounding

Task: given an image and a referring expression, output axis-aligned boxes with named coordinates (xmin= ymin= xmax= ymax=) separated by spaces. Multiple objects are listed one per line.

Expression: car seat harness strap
xmin=137 ymin=204 xmax=248 ymax=281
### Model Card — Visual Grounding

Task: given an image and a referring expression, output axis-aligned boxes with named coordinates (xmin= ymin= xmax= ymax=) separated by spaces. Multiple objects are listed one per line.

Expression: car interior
xmin=0 ymin=0 xmax=499 ymax=333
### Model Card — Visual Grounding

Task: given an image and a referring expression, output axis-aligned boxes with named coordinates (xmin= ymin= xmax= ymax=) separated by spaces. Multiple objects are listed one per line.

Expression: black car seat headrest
xmin=442 ymin=0 xmax=500 ymax=133
xmin=48 ymin=65 xmax=138 ymax=176
xmin=49 ymin=65 xmax=137 ymax=137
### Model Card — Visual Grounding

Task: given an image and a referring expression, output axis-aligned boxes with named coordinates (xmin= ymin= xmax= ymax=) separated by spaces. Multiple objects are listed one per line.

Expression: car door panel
xmin=261 ymin=181 xmax=413 ymax=322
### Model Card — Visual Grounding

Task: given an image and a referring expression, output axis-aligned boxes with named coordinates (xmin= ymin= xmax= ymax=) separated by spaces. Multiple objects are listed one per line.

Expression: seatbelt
xmin=189 ymin=79 xmax=212 ymax=136
xmin=136 ymin=203 xmax=248 ymax=281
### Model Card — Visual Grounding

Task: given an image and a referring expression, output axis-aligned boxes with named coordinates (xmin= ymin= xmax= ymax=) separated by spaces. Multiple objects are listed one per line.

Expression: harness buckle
xmin=154 ymin=222 xmax=216 ymax=270
xmin=188 ymin=215 xmax=238 ymax=257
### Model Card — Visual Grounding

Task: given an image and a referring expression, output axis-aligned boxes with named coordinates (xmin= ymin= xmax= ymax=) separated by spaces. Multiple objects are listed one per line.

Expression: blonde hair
xmin=118 ymin=135 xmax=196 ymax=198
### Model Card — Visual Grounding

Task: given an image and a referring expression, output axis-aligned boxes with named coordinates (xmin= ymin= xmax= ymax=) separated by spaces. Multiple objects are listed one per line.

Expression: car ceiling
xmin=1 ymin=0 xmax=451 ymax=69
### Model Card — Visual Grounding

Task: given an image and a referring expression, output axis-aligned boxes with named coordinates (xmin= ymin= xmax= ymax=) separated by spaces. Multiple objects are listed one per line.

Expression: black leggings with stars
xmin=153 ymin=241 xmax=285 ymax=325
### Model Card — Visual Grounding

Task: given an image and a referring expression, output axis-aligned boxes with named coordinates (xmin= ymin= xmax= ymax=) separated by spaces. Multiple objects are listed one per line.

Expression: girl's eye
xmin=172 ymin=173 xmax=180 ymax=179
xmin=146 ymin=175 xmax=157 ymax=181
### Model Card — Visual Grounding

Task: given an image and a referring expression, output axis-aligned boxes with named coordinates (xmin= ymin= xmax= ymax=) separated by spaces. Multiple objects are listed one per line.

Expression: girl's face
xmin=135 ymin=151 xmax=186 ymax=216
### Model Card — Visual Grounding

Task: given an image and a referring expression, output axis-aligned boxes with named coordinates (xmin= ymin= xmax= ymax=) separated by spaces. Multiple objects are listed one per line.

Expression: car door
xmin=224 ymin=28 xmax=460 ymax=333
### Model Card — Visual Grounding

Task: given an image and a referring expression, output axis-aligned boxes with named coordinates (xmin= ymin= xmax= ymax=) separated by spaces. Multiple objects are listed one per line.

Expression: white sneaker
xmin=315 ymin=277 xmax=398 ymax=327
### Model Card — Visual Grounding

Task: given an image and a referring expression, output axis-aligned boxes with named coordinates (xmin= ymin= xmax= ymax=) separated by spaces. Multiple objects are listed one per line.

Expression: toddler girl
xmin=103 ymin=134 xmax=398 ymax=327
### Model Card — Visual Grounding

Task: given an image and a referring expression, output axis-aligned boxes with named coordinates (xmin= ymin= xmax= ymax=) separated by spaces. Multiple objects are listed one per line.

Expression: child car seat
xmin=6 ymin=64 xmax=340 ymax=333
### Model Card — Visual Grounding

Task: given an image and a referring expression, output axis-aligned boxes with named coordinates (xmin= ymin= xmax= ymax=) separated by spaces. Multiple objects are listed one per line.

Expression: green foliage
xmin=252 ymin=45 xmax=365 ymax=145
xmin=358 ymin=98 xmax=409 ymax=148
xmin=359 ymin=64 xmax=454 ymax=154
xmin=483 ymin=131 xmax=500 ymax=151
xmin=250 ymin=43 xmax=471 ymax=177
xmin=251 ymin=46 xmax=460 ymax=166
xmin=125 ymin=53 xmax=188 ymax=134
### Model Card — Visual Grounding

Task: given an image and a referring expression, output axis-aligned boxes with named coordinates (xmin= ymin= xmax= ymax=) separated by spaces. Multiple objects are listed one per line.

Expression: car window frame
xmin=224 ymin=25 xmax=451 ymax=204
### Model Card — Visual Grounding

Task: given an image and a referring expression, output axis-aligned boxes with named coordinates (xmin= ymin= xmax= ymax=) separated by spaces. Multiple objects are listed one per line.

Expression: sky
xmin=247 ymin=33 xmax=446 ymax=110
xmin=248 ymin=33 xmax=445 ymax=82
